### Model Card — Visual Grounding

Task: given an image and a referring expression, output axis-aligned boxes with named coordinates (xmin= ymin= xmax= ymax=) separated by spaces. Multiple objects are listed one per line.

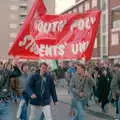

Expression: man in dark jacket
xmin=94 ymin=66 xmax=112 ymax=113
xmin=10 ymin=64 xmax=21 ymax=98
xmin=26 ymin=62 xmax=58 ymax=120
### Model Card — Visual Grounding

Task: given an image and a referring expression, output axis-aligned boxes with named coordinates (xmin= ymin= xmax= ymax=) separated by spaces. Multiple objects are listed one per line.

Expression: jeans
xmin=57 ymin=78 xmax=67 ymax=88
xmin=0 ymin=101 xmax=13 ymax=120
xmin=101 ymin=98 xmax=109 ymax=111
xmin=17 ymin=99 xmax=28 ymax=120
xmin=29 ymin=105 xmax=52 ymax=120
xmin=71 ymin=98 xmax=85 ymax=120
xmin=40 ymin=112 xmax=45 ymax=120
xmin=118 ymin=97 xmax=120 ymax=120
xmin=116 ymin=96 xmax=119 ymax=114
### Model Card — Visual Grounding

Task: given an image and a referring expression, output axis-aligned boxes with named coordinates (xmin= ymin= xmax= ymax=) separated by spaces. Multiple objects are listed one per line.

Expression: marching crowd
xmin=0 ymin=59 xmax=120 ymax=120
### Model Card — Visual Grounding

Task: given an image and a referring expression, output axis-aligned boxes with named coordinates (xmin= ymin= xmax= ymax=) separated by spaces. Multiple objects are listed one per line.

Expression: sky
xmin=55 ymin=0 xmax=75 ymax=14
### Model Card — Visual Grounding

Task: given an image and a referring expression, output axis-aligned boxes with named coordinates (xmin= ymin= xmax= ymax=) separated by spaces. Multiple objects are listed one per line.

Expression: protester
xmin=111 ymin=64 xmax=120 ymax=120
xmin=0 ymin=62 xmax=12 ymax=102
xmin=65 ymin=61 xmax=76 ymax=88
xmin=26 ymin=62 xmax=58 ymax=120
xmin=70 ymin=63 xmax=94 ymax=120
xmin=93 ymin=64 xmax=112 ymax=112
xmin=55 ymin=61 xmax=67 ymax=87
xmin=17 ymin=63 xmax=29 ymax=120
xmin=10 ymin=62 xmax=21 ymax=101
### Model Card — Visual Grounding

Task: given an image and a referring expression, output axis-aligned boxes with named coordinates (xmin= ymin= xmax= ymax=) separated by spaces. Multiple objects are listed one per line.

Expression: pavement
xmin=0 ymin=86 xmax=117 ymax=120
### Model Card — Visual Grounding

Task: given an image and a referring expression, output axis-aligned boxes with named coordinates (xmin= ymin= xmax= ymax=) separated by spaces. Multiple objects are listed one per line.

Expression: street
xmin=0 ymin=87 xmax=116 ymax=120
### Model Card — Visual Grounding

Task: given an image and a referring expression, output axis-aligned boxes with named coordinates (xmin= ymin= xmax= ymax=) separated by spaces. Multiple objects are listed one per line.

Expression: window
xmin=78 ymin=5 xmax=83 ymax=13
xmin=10 ymin=14 xmax=18 ymax=20
xmin=84 ymin=1 xmax=90 ymax=11
xmin=19 ymin=7 xmax=28 ymax=16
xmin=73 ymin=8 xmax=77 ymax=13
xmin=113 ymin=20 xmax=120 ymax=29
xmin=92 ymin=0 xmax=97 ymax=8
xmin=19 ymin=3 xmax=28 ymax=9
xmin=112 ymin=10 xmax=120 ymax=29
xmin=9 ymin=33 xmax=17 ymax=38
xmin=111 ymin=32 xmax=119 ymax=45
xmin=68 ymin=11 xmax=72 ymax=14
xmin=19 ymin=22 xmax=24 ymax=26
xmin=9 ymin=24 xmax=18 ymax=29
xmin=19 ymin=14 xmax=26 ymax=21
xmin=9 ymin=5 xmax=18 ymax=11
xmin=19 ymin=6 xmax=27 ymax=10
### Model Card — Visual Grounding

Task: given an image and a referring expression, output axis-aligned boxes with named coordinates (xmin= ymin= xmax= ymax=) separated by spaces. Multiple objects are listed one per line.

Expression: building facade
xmin=0 ymin=0 xmax=28 ymax=59
xmin=61 ymin=0 xmax=120 ymax=63
xmin=108 ymin=0 xmax=120 ymax=63
xmin=29 ymin=0 xmax=55 ymax=14
xmin=0 ymin=0 xmax=55 ymax=59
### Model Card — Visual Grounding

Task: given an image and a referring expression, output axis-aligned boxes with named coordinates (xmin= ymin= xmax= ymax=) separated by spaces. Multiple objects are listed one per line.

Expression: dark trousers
xmin=116 ymin=97 xmax=119 ymax=114
xmin=101 ymin=98 xmax=109 ymax=110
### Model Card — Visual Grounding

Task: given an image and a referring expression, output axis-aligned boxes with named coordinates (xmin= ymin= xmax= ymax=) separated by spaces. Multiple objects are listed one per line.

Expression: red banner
xmin=8 ymin=0 xmax=101 ymax=60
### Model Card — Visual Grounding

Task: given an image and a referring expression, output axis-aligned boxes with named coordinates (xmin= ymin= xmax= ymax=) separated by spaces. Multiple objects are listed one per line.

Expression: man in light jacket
xmin=70 ymin=63 xmax=94 ymax=120
xmin=111 ymin=64 xmax=120 ymax=119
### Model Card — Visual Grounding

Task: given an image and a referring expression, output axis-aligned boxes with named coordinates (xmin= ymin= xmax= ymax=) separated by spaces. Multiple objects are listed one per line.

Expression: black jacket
xmin=26 ymin=73 xmax=58 ymax=106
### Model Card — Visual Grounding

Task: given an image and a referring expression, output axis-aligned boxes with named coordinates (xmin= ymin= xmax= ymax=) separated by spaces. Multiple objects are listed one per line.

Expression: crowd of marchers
xmin=0 ymin=59 xmax=120 ymax=120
